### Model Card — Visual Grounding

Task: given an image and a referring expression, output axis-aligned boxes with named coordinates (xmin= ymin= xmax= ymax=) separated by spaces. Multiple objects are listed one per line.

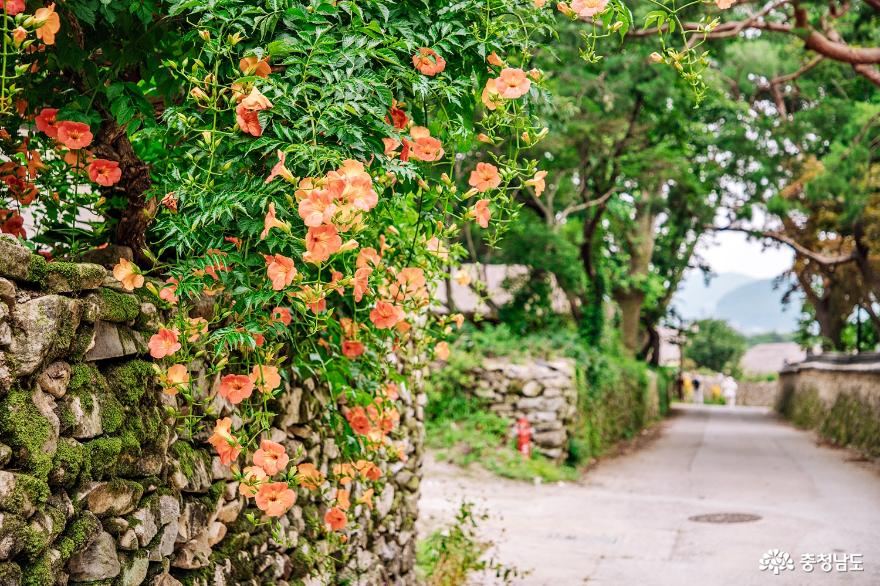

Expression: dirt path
xmin=417 ymin=404 xmax=880 ymax=585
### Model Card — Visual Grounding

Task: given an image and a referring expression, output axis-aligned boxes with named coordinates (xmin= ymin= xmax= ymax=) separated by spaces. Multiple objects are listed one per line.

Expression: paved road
xmin=418 ymin=404 xmax=880 ymax=585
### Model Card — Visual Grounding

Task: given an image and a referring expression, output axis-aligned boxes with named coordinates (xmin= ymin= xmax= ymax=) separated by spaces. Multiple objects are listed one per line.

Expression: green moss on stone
xmin=68 ymin=324 xmax=95 ymax=362
xmin=21 ymin=521 xmax=50 ymax=560
xmin=177 ymin=568 xmax=213 ymax=586
xmin=199 ymin=480 xmax=225 ymax=513
xmin=0 ymin=473 xmax=49 ymax=512
xmin=22 ymin=559 xmax=52 ymax=586
xmin=57 ymin=402 xmax=75 ymax=433
xmin=57 ymin=512 xmax=100 ymax=559
xmin=106 ymin=360 xmax=155 ymax=406
xmin=54 ymin=316 xmax=78 ymax=355
xmin=0 ymin=386 xmax=53 ymax=479
xmin=69 ymin=363 xmax=98 ymax=392
xmin=0 ymin=512 xmax=24 ymax=554
xmin=22 ymin=511 xmax=101 ymax=586
xmin=114 ymin=406 xmax=169 ymax=478
xmin=67 ymin=364 xmax=124 ymax=434
xmin=82 ymin=437 xmax=122 ymax=481
xmin=96 ymin=288 xmax=140 ymax=322
xmin=100 ymin=394 xmax=124 ymax=434
xmin=26 ymin=254 xmax=47 ymax=285
xmin=47 ymin=261 xmax=81 ymax=280
xmin=169 ymin=441 xmax=198 ymax=478
xmin=46 ymin=262 xmax=81 ymax=288
xmin=52 ymin=438 xmax=84 ymax=488
xmin=19 ymin=512 xmax=102 ymax=584
xmin=0 ymin=563 xmax=22 ymax=586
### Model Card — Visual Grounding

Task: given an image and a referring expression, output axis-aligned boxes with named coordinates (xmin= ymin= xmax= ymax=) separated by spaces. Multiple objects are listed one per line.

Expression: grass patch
xmin=417 ymin=501 xmax=521 ymax=586
xmin=426 ymin=394 xmax=579 ymax=483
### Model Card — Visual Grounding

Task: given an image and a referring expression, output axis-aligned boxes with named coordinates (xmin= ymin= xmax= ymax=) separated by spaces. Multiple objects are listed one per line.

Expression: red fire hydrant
xmin=515 ymin=417 xmax=532 ymax=458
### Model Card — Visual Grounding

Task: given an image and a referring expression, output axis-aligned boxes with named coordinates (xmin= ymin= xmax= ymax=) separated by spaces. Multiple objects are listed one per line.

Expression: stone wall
xmin=0 ymin=236 xmax=423 ymax=586
xmin=737 ymin=380 xmax=777 ymax=407
xmin=468 ymin=358 xmax=577 ymax=461
xmin=778 ymin=356 xmax=880 ymax=458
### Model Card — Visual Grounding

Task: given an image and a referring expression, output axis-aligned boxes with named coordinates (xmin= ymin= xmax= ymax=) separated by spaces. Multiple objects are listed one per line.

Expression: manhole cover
xmin=689 ymin=513 xmax=762 ymax=524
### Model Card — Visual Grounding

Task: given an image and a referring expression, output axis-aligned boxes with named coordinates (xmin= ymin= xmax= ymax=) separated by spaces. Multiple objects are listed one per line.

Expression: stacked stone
xmin=737 ymin=380 xmax=777 ymax=407
xmin=779 ymin=359 xmax=880 ymax=458
xmin=0 ymin=236 xmax=424 ymax=586
xmin=470 ymin=357 xmax=577 ymax=461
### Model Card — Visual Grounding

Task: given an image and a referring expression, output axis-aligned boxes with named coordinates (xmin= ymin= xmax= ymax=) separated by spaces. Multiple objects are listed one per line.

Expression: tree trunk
xmin=613 ymin=200 xmax=657 ymax=354
xmin=639 ymin=322 xmax=661 ymax=366
xmin=92 ymin=117 xmax=155 ymax=266
xmin=794 ymin=268 xmax=848 ymax=351
xmin=853 ymin=222 xmax=880 ymax=301
xmin=578 ymin=202 xmax=608 ymax=344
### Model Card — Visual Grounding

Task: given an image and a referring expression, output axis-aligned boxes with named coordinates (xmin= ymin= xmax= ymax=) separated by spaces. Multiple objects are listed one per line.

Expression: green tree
xmin=685 ymin=319 xmax=746 ymax=374
xmin=706 ymin=29 xmax=880 ymax=349
xmin=473 ymin=22 xmax=727 ymax=359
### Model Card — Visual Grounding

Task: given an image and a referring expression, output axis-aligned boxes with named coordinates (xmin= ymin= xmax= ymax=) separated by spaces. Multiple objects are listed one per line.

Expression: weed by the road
xmin=416 ymin=501 xmax=521 ymax=586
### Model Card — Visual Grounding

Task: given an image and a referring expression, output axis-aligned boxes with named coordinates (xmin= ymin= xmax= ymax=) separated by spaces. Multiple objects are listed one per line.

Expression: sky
xmin=695 ymin=230 xmax=794 ymax=279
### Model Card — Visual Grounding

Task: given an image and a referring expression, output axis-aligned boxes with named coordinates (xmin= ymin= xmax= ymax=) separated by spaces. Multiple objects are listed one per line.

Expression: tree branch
xmin=853 ymin=63 xmax=880 ymax=86
xmin=631 ymin=0 xmax=793 ymax=39
xmin=774 ymin=54 xmax=824 ymax=84
xmin=636 ymin=2 xmax=880 ymax=68
xmin=712 ymin=225 xmax=856 ymax=266
xmin=560 ymin=187 xmax=616 ymax=220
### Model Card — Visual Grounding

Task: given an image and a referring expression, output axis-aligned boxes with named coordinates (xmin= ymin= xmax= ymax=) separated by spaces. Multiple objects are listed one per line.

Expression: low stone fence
xmin=737 ymin=380 xmax=777 ymax=407
xmin=778 ymin=354 xmax=880 ymax=458
xmin=469 ymin=358 xmax=577 ymax=461
xmin=0 ymin=237 xmax=423 ymax=586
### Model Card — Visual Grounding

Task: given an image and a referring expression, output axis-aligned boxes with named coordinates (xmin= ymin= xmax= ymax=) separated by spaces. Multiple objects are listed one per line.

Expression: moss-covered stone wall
xmin=0 ymin=236 xmax=424 ymax=586
xmin=778 ymin=363 xmax=880 ymax=459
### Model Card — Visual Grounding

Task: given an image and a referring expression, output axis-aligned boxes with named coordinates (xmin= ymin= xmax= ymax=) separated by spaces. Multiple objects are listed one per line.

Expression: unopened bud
xmin=339 ymin=239 xmax=359 ymax=253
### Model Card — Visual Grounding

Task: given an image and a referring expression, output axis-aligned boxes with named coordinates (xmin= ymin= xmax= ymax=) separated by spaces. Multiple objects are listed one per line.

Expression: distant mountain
xmin=715 ymin=278 xmax=801 ymax=333
xmin=673 ymin=272 xmax=756 ymax=319
xmin=673 ymin=272 xmax=801 ymax=334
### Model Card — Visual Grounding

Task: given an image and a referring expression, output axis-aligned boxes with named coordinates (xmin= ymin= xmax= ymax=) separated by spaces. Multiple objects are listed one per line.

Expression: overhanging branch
xmin=712 ymin=225 xmax=856 ymax=266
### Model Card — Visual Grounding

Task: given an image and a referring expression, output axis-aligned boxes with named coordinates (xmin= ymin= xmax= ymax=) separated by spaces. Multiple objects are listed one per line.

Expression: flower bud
xmin=198 ymin=30 xmax=210 ymax=41
xmin=339 ymin=239 xmax=359 ymax=253
xmin=12 ymin=27 xmax=27 ymax=47
xmin=649 ymin=52 xmax=663 ymax=64
xmin=190 ymin=87 xmax=209 ymax=101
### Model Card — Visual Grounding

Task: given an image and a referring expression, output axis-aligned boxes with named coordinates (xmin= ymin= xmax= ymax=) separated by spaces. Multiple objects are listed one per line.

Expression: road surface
xmin=418 ymin=404 xmax=880 ymax=585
